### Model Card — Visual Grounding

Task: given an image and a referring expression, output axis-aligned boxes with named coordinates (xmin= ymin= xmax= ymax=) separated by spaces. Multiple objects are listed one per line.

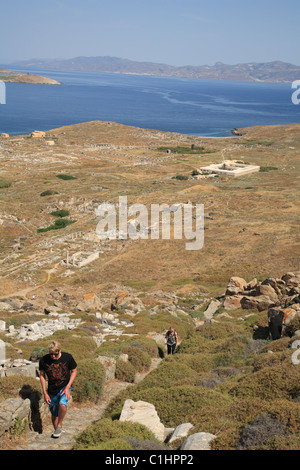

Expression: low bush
xmin=40 ymin=190 xmax=58 ymax=197
xmin=86 ymin=438 xmax=134 ymax=450
xmin=228 ymin=364 xmax=300 ymax=401
xmin=73 ymin=418 xmax=157 ymax=450
xmin=96 ymin=335 xmax=160 ymax=359
xmin=135 ymin=359 xmax=196 ymax=390
xmin=0 ymin=179 xmax=11 ymax=188
xmin=50 ymin=209 xmax=70 ymax=218
xmin=56 ymin=174 xmax=77 ymax=180
xmin=0 ymin=376 xmax=42 ymax=401
xmin=115 ymin=359 xmax=136 ymax=383
xmin=37 ymin=218 xmax=76 ymax=233
xmin=120 ymin=346 xmax=151 ymax=372
xmin=72 ymin=359 xmax=105 ymax=403
xmin=104 ymin=384 xmax=232 ymax=428
xmin=19 ymin=329 xmax=97 ymax=363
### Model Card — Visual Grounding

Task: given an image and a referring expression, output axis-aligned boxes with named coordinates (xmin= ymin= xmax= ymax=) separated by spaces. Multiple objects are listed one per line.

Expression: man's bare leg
xmin=57 ymin=404 xmax=67 ymax=428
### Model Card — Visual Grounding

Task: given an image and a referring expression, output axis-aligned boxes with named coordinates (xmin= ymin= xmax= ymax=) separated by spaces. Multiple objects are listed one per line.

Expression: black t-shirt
xmin=39 ymin=352 xmax=77 ymax=395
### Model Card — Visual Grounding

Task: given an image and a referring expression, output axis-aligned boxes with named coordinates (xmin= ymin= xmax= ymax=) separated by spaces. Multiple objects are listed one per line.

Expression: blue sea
xmin=0 ymin=66 xmax=299 ymax=137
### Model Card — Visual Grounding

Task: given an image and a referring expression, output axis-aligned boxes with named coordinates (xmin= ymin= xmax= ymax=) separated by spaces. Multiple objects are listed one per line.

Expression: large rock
xmin=203 ymin=300 xmax=221 ymax=321
xmin=255 ymin=284 xmax=278 ymax=303
xmin=226 ymin=277 xmax=247 ymax=295
xmin=223 ymin=295 xmax=242 ymax=310
xmin=119 ymin=399 xmax=165 ymax=441
xmin=0 ymin=398 xmax=30 ymax=437
xmin=241 ymin=295 xmax=274 ymax=312
xmin=76 ymin=293 xmax=102 ymax=312
xmin=96 ymin=356 xmax=116 ymax=381
xmin=168 ymin=423 xmax=194 ymax=443
xmin=180 ymin=432 xmax=216 ymax=450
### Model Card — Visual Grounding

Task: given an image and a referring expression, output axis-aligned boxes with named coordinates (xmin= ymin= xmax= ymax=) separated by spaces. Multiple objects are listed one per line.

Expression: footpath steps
xmin=14 ymin=358 xmax=161 ymax=451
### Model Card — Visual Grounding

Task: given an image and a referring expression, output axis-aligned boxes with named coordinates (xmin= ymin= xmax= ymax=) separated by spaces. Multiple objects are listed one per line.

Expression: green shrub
xmin=0 ymin=179 xmax=11 ymax=188
xmin=73 ymin=418 xmax=157 ymax=450
xmin=29 ymin=347 xmax=49 ymax=362
xmin=104 ymin=385 xmax=232 ymax=428
xmin=172 ymin=174 xmax=188 ymax=180
xmin=229 ymin=364 xmax=300 ymax=401
xmin=56 ymin=174 xmax=77 ymax=180
xmin=86 ymin=438 xmax=134 ymax=450
xmin=135 ymin=359 xmax=196 ymax=390
xmin=19 ymin=330 xmax=97 ymax=363
xmin=50 ymin=209 xmax=70 ymax=218
xmin=0 ymin=376 xmax=42 ymax=401
xmin=96 ymin=335 xmax=159 ymax=359
xmin=120 ymin=346 xmax=151 ymax=372
xmin=115 ymin=359 xmax=136 ymax=383
xmin=37 ymin=218 xmax=76 ymax=233
xmin=212 ymin=398 xmax=300 ymax=450
xmin=259 ymin=166 xmax=278 ymax=172
xmin=72 ymin=359 xmax=106 ymax=403
xmin=40 ymin=190 xmax=58 ymax=197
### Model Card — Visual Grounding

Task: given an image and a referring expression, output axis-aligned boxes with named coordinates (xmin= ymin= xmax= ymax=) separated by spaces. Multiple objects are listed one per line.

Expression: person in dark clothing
xmin=165 ymin=327 xmax=178 ymax=355
xmin=39 ymin=341 xmax=77 ymax=438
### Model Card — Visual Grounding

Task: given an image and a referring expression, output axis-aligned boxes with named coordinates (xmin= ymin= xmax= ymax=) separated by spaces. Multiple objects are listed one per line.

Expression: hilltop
xmin=12 ymin=57 xmax=300 ymax=83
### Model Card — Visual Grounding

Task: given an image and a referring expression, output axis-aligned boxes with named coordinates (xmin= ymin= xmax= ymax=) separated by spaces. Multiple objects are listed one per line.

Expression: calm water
xmin=0 ymin=66 xmax=299 ymax=137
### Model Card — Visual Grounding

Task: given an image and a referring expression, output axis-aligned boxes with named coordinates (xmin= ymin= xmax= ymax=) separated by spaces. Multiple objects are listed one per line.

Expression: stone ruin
xmin=199 ymin=160 xmax=260 ymax=177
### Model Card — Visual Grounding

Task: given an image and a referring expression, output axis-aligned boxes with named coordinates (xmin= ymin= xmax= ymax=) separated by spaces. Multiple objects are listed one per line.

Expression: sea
xmin=0 ymin=65 xmax=299 ymax=137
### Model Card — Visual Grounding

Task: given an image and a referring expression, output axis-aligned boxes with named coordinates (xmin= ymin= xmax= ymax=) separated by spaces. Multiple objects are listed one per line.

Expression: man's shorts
xmin=49 ymin=387 xmax=71 ymax=417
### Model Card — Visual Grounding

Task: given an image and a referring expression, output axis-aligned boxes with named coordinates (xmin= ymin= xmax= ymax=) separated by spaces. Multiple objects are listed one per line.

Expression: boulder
xmin=223 ymin=295 xmax=242 ymax=310
xmin=203 ymin=300 xmax=221 ymax=321
xmin=255 ymin=284 xmax=278 ymax=303
xmin=180 ymin=432 xmax=216 ymax=450
xmin=282 ymin=272 xmax=296 ymax=282
xmin=226 ymin=277 xmax=247 ymax=296
xmin=168 ymin=423 xmax=194 ymax=443
xmin=96 ymin=356 xmax=116 ymax=381
xmin=0 ymin=398 xmax=30 ymax=437
xmin=119 ymin=399 xmax=165 ymax=441
xmin=76 ymin=293 xmax=102 ymax=312
xmin=31 ymin=130 xmax=46 ymax=138
xmin=241 ymin=295 xmax=274 ymax=312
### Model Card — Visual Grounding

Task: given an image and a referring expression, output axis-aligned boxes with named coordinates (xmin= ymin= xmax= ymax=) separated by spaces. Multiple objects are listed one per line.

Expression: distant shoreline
xmin=10 ymin=56 xmax=300 ymax=83
xmin=0 ymin=69 xmax=61 ymax=85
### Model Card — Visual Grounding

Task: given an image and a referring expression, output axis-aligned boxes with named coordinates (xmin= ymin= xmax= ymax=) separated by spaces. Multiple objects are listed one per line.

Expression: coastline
xmin=0 ymin=69 xmax=61 ymax=85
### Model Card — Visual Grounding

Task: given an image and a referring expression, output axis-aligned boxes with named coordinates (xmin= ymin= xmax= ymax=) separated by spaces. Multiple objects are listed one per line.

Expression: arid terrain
xmin=0 ymin=69 xmax=60 ymax=85
xmin=0 ymin=120 xmax=299 ymax=303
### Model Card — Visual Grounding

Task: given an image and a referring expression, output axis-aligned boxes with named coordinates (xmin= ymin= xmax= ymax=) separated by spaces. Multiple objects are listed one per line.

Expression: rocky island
xmin=0 ymin=68 xmax=60 ymax=85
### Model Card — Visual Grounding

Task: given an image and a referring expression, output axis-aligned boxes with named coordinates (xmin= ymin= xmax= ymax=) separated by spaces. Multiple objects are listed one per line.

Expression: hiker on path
xmin=39 ymin=341 xmax=77 ymax=438
xmin=165 ymin=327 xmax=178 ymax=355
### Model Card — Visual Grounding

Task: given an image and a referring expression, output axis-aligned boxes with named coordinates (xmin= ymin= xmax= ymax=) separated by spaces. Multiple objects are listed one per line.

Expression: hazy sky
xmin=1 ymin=0 xmax=299 ymax=66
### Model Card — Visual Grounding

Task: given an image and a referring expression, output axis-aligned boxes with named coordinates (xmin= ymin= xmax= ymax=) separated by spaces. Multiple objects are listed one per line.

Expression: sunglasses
xmin=50 ymin=352 xmax=60 ymax=357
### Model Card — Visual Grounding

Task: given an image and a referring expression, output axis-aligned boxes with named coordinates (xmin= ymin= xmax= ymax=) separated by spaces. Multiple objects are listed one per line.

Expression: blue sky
xmin=1 ymin=0 xmax=299 ymax=66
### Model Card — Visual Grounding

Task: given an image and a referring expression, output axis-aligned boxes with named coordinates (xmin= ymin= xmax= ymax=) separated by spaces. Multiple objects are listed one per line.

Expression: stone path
xmin=14 ymin=358 xmax=162 ymax=451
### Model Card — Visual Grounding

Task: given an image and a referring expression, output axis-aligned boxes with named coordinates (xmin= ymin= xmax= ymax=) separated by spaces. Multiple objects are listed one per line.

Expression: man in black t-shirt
xmin=39 ymin=341 xmax=77 ymax=438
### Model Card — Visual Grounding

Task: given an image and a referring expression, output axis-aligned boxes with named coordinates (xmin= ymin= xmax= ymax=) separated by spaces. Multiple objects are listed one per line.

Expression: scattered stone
xmin=203 ymin=300 xmax=221 ymax=322
xmin=0 ymin=398 xmax=31 ymax=437
xmin=180 ymin=432 xmax=216 ymax=450
xmin=119 ymin=399 xmax=165 ymax=441
xmin=168 ymin=423 xmax=194 ymax=443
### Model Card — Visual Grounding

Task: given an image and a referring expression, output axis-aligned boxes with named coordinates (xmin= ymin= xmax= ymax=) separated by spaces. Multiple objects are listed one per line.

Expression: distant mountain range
xmin=12 ymin=56 xmax=300 ymax=83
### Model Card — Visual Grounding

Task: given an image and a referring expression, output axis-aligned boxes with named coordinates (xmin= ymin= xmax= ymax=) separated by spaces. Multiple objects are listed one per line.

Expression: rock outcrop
xmin=223 ymin=271 xmax=300 ymax=312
